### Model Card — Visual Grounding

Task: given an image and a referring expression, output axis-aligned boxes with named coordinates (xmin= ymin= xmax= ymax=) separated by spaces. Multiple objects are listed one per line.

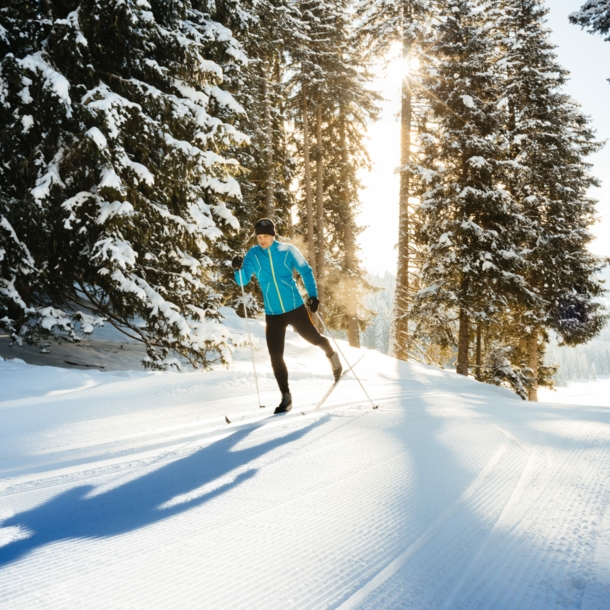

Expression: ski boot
xmin=274 ymin=392 xmax=293 ymax=414
xmin=328 ymin=352 xmax=342 ymax=382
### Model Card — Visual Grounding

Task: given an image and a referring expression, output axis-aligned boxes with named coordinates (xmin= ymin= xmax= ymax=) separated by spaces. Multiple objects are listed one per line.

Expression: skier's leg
xmin=266 ymin=313 xmax=290 ymax=394
xmin=288 ymin=306 xmax=333 ymax=357
xmin=289 ymin=306 xmax=342 ymax=380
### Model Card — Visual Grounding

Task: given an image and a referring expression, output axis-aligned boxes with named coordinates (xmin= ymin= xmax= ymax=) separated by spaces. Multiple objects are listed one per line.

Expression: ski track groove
xmin=2 ymin=376 xmax=610 ymax=608
xmin=362 ymin=442 xmax=528 ymax=609
xmin=489 ymin=421 xmax=603 ymax=610
xmin=325 ymin=424 xmax=513 ymax=609
xmin=334 ymin=416 xmax=610 ymax=610
xmin=5 ymin=402 xmax=498 ymax=607
xmin=441 ymin=447 xmax=537 ymax=610
xmin=447 ymin=419 xmax=609 ymax=610
xmin=222 ymin=423 xmax=500 ymax=609
xmin=0 ymin=384 xmax=434 ymax=502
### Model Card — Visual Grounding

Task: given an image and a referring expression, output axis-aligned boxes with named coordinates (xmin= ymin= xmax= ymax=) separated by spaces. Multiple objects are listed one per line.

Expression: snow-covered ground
xmin=1 ymin=311 xmax=610 ymax=609
xmin=539 ymin=377 xmax=610 ymax=408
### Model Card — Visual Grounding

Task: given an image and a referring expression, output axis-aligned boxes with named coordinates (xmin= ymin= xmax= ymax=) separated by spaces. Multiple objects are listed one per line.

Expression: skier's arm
xmin=290 ymin=246 xmax=318 ymax=298
xmin=234 ymin=250 xmax=255 ymax=286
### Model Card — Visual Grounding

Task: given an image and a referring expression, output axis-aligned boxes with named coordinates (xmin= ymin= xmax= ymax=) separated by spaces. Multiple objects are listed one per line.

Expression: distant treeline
xmin=546 ymin=328 xmax=610 ymax=385
xmin=364 ymin=272 xmax=610 ymax=387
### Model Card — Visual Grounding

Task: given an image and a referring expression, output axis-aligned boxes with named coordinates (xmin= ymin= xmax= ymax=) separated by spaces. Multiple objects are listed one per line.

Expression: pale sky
xmin=358 ymin=0 xmax=610 ymax=275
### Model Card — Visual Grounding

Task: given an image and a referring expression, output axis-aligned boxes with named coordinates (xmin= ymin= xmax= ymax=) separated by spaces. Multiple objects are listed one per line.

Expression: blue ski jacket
xmin=235 ymin=240 xmax=318 ymax=316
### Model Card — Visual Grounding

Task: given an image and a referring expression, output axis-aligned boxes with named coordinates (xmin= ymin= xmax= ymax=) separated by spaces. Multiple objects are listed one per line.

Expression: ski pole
xmin=316 ymin=312 xmax=378 ymax=410
xmin=239 ymin=269 xmax=265 ymax=408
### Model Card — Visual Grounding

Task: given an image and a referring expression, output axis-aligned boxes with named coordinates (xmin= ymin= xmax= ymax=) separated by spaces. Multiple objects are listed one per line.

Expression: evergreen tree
xmin=233 ymin=0 xmax=302 ymax=230
xmin=288 ymin=0 xmax=378 ymax=343
xmin=570 ymin=1 xmax=610 ymax=42
xmin=480 ymin=346 xmax=531 ymax=399
xmin=290 ymin=0 xmax=349 ymax=313
xmin=410 ymin=0 xmax=529 ymax=378
xmin=495 ymin=0 xmax=607 ymax=399
xmin=315 ymin=19 xmax=380 ymax=344
xmin=288 ymin=0 xmax=335 ymax=279
xmin=570 ymin=2 xmax=610 ymax=82
xmin=221 ymin=0 xmax=304 ymax=317
xmin=0 ymin=0 xmax=249 ymax=368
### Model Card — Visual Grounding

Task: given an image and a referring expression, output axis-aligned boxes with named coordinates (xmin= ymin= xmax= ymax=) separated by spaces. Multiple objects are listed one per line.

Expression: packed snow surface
xmin=1 ymin=310 xmax=610 ymax=609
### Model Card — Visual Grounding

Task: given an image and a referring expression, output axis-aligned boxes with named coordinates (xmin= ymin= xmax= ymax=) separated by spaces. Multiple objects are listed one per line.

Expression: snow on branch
xmin=1 ymin=0 xmax=249 ymax=369
xmin=570 ymin=1 xmax=610 ymax=40
xmin=17 ymin=53 xmax=72 ymax=116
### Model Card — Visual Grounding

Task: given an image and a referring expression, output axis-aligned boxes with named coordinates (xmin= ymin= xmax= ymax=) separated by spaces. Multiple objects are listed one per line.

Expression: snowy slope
xmin=1 ymin=311 xmax=610 ymax=609
xmin=539 ymin=377 xmax=610 ymax=408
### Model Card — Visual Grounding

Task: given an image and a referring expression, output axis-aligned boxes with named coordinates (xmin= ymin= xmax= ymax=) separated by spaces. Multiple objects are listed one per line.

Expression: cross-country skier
xmin=232 ymin=218 xmax=342 ymax=414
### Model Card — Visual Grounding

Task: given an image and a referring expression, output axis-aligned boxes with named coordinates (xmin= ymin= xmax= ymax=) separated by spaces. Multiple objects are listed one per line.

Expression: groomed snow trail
xmin=1 ymin=313 xmax=610 ymax=609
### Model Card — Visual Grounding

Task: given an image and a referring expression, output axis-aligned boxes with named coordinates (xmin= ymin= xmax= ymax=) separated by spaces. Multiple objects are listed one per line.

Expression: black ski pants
xmin=266 ymin=305 xmax=333 ymax=394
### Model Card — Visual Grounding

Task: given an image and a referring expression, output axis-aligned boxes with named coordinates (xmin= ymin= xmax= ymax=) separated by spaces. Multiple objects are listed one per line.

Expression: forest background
xmin=1 ymin=0 xmax=609 ymax=399
xmin=360 ymin=0 xmax=610 ymax=388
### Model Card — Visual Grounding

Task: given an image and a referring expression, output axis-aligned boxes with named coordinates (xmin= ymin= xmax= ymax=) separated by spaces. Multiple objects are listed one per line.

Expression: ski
xmin=225 ymin=354 xmax=365 ymax=424
xmin=306 ymin=354 xmax=365 ymax=415
xmin=224 ymin=405 xmax=291 ymax=425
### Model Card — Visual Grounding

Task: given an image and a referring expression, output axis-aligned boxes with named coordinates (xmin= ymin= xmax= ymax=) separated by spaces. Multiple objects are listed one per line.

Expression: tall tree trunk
xmin=344 ymin=222 xmax=360 ymax=347
xmin=390 ymin=0 xmax=414 ymax=360
xmin=457 ymin=308 xmax=470 ymax=376
xmin=287 ymin=214 xmax=294 ymax=239
xmin=302 ymin=86 xmax=316 ymax=273
xmin=340 ymin=109 xmax=360 ymax=347
xmin=475 ymin=323 xmax=482 ymax=381
xmin=275 ymin=58 xmax=293 ymax=239
xmin=315 ymin=104 xmax=325 ymax=311
xmin=519 ymin=336 xmax=528 ymax=365
xmin=527 ymin=330 xmax=538 ymax=401
xmin=262 ymin=67 xmax=274 ymax=218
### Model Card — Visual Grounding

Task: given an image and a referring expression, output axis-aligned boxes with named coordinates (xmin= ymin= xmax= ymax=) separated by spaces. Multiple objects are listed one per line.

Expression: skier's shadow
xmin=0 ymin=417 xmax=324 ymax=567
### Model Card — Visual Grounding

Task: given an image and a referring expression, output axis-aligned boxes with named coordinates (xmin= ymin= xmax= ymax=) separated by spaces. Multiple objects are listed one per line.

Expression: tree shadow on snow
xmin=0 ymin=417 xmax=325 ymax=568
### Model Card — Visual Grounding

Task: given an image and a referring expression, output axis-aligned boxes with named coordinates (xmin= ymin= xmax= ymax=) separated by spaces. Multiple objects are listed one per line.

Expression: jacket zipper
xmin=267 ymin=247 xmax=285 ymax=313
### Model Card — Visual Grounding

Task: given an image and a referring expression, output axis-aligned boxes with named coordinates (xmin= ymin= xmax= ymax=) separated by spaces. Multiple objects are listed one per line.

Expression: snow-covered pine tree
xmin=233 ymin=0 xmax=302 ymax=231
xmin=410 ymin=0 xmax=529 ymax=377
xmin=288 ymin=0 xmax=378 ymax=342
xmin=219 ymin=0 xmax=304 ymax=318
xmin=356 ymin=0 xmax=430 ymax=360
xmin=325 ymin=93 xmax=379 ymax=345
xmin=570 ymin=1 xmax=610 ymax=42
xmin=480 ymin=345 xmax=531 ymax=399
xmin=473 ymin=310 xmax=558 ymax=398
xmin=570 ymin=2 xmax=610 ymax=82
xmin=293 ymin=0 xmax=347 ymax=312
xmin=0 ymin=0 xmax=248 ymax=369
xmin=495 ymin=0 xmax=607 ymax=399
xmin=288 ymin=0 xmax=336 ymax=284
xmin=315 ymin=7 xmax=379 ymax=345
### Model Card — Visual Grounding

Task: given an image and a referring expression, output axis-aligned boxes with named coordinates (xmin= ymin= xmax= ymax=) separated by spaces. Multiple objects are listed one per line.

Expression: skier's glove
xmin=232 ymin=255 xmax=244 ymax=270
xmin=307 ymin=297 xmax=319 ymax=313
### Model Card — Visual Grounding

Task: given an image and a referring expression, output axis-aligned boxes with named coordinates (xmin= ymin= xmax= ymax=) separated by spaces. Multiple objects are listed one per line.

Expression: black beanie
xmin=255 ymin=218 xmax=276 ymax=236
